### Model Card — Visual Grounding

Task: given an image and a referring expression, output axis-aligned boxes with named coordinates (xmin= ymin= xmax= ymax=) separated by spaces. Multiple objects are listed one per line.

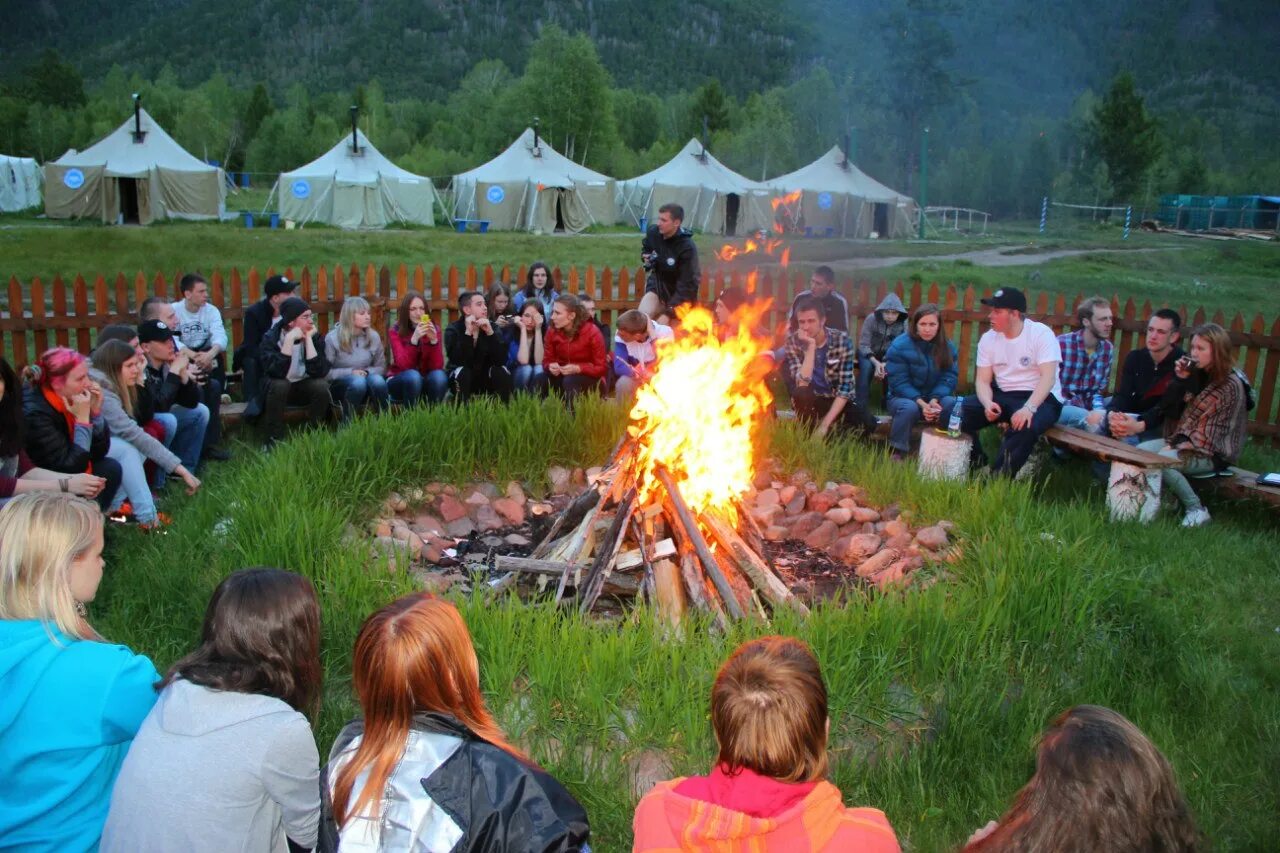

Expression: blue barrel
xmin=240 ymin=173 xmax=250 ymax=188
xmin=639 ymin=217 xmax=647 ymax=232
xmin=269 ymin=213 xmax=280 ymax=229
xmin=242 ymin=212 xmax=254 ymax=228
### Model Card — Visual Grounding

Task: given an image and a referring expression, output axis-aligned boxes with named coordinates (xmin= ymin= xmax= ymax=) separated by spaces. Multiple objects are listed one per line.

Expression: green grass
xmin=91 ymin=397 xmax=1280 ymax=851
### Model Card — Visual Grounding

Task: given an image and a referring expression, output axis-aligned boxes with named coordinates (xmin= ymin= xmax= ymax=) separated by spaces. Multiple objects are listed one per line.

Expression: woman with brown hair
xmin=964 ymin=705 xmax=1200 ymax=852
xmin=319 ymin=593 xmax=589 ymax=852
xmin=102 ymin=568 xmax=324 ymax=852
xmin=1137 ymin=322 xmax=1248 ymax=527
xmin=634 ymin=636 xmax=900 ymax=852
xmin=884 ymin=302 xmax=959 ymax=459
xmin=543 ymin=293 xmax=607 ymax=405
xmin=387 ymin=290 xmax=448 ymax=404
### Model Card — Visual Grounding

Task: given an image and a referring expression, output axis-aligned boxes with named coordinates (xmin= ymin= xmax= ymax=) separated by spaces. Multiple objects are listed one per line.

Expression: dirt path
xmin=824 ymin=245 xmax=1175 ymax=272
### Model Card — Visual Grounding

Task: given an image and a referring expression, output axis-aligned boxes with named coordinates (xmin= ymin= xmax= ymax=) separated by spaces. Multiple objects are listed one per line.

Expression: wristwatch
xmin=1022 ymin=403 xmax=1038 ymax=413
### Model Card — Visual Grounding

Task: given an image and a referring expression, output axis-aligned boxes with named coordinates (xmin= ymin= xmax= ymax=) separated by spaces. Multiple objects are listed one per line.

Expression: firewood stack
xmin=492 ymin=437 xmax=809 ymax=627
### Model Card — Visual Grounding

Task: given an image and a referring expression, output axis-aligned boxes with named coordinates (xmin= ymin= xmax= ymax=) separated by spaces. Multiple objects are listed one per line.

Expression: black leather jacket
xmin=319 ymin=713 xmax=590 ymax=852
xmin=21 ymin=385 xmax=111 ymax=473
xmin=642 ymin=224 xmax=700 ymax=311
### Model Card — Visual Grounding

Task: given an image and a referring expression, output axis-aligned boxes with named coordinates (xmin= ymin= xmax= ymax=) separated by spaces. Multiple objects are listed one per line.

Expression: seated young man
xmin=1106 ymin=308 xmax=1184 ymax=445
xmin=137 ymin=319 xmax=209 ymax=477
xmin=257 ymin=297 xmax=332 ymax=450
xmin=612 ymin=309 xmax=673 ymax=402
xmin=953 ymin=287 xmax=1064 ymax=477
xmin=444 ymin=290 xmax=513 ymax=403
xmin=633 ymin=636 xmax=901 ymax=852
xmin=1055 ymin=296 xmax=1114 ymax=431
xmin=783 ymin=296 xmax=877 ymax=438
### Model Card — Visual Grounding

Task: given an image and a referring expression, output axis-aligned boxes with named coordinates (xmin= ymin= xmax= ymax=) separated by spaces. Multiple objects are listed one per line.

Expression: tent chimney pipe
xmin=349 ymin=106 xmax=359 ymax=153
xmin=842 ymin=131 xmax=851 ymax=168
xmin=700 ymin=115 xmax=709 ymax=161
xmin=533 ymin=117 xmax=541 ymax=152
xmin=132 ymin=93 xmax=143 ymax=142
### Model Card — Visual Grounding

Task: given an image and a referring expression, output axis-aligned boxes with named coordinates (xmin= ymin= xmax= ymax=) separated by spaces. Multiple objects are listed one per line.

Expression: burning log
xmin=656 ymin=466 xmax=745 ymax=621
xmin=703 ymin=511 xmax=808 ymax=617
xmin=579 ymin=489 xmax=637 ymax=613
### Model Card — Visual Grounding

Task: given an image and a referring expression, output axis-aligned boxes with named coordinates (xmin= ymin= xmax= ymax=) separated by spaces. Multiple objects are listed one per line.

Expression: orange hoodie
xmin=633 ymin=773 xmax=901 ymax=853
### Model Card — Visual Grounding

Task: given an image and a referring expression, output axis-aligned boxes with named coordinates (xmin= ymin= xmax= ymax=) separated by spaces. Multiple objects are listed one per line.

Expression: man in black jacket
xmin=258 ymin=297 xmax=332 ymax=448
xmin=1106 ymin=308 xmax=1184 ymax=444
xmin=638 ymin=203 xmax=700 ymax=325
xmin=138 ymin=319 xmax=208 ymax=476
xmin=445 ymin=291 xmax=512 ymax=403
xmin=233 ymin=274 xmax=299 ymax=418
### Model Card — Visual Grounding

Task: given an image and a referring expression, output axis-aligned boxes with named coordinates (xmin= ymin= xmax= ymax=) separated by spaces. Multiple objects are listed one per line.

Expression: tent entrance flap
xmin=118 ymin=178 xmax=140 ymax=224
xmin=873 ymin=203 xmax=889 ymax=237
xmin=725 ymin=193 xmax=740 ymax=237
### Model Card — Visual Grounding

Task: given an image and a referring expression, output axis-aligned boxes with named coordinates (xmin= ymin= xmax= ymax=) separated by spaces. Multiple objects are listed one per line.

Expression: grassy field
xmin=2 ymin=214 xmax=1276 ymax=318
xmin=91 ymin=397 xmax=1280 ymax=851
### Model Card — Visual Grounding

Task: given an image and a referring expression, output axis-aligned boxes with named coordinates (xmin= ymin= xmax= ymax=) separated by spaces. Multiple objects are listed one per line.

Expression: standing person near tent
xmin=639 ymin=203 xmax=700 ymax=325
xmin=513 ymin=262 xmax=558 ymax=317
xmin=170 ymin=274 xmax=231 ymax=461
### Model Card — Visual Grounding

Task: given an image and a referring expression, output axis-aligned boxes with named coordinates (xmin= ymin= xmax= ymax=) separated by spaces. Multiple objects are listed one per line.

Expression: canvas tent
xmin=769 ymin=146 xmax=917 ymax=239
xmin=274 ymin=130 xmax=441 ymax=229
xmin=616 ymin=139 xmax=776 ymax=236
xmin=451 ymin=129 xmax=616 ymax=233
xmin=0 ymin=155 xmax=41 ymax=212
xmin=44 ymin=108 xmax=225 ymax=224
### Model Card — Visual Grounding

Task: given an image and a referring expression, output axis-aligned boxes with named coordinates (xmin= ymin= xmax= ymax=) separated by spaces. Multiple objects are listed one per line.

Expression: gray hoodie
xmin=324 ymin=328 xmax=387 ymax=380
xmin=101 ymin=678 xmax=320 ymax=853
xmin=88 ymin=367 xmax=182 ymax=473
xmin=858 ymin=293 xmax=908 ymax=359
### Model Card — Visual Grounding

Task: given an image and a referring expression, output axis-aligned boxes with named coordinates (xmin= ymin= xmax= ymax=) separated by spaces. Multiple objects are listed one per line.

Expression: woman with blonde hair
xmin=1137 ymin=322 xmax=1248 ymax=527
xmin=91 ymin=339 xmax=200 ymax=528
xmin=0 ymin=492 xmax=159 ymax=851
xmin=963 ymin=705 xmax=1200 ymax=852
xmin=325 ymin=295 xmax=389 ymax=418
xmin=543 ymin=293 xmax=607 ymax=405
xmin=634 ymin=636 xmax=900 ymax=852
xmin=319 ymin=593 xmax=589 ymax=852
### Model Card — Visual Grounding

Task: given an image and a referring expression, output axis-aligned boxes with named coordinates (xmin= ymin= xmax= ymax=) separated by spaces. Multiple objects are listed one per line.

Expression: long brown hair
xmin=1188 ymin=322 xmax=1234 ymax=385
xmin=711 ymin=636 xmax=829 ymax=784
xmin=966 ymin=705 xmax=1200 ymax=852
xmin=552 ymin=293 xmax=589 ymax=338
xmin=92 ymin=339 xmax=140 ymax=418
xmin=159 ymin=568 xmax=322 ymax=716
xmin=396 ymin=290 xmax=427 ymax=336
xmin=332 ymin=594 xmax=524 ymax=826
xmin=908 ymin=303 xmax=953 ymax=371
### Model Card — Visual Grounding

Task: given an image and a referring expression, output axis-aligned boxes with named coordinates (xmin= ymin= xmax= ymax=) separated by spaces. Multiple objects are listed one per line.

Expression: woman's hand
xmin=67 ymin=391 xmax=93 ymax=424
xmin=176 ymin=466 xmax=201 ymax=495
xmin=87 ymin=381 xmax=104 ymax=417
xmin=68 ymin=472 xmax=106 ymax=498
xmin=547 ymin=363 xmax=563 ymax=376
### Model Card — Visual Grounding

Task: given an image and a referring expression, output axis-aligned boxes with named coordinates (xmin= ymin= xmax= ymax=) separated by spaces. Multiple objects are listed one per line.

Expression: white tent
xmin=451 ymin=129 xmax=616 ymax=233
xmin=616 ymin=139 xmax=776 ymax=236
xmin=274 ymin=130 xmax=442 ymax=229
xmin=43 ymin=108 xmax=226 ymax=224
xmin=0 ymin=155 xmax=41 ymax=212
xmin=768 ymin=146 xmax=917 ymax=239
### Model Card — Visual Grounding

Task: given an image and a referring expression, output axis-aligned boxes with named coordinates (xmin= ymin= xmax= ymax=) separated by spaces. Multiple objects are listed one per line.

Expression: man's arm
xmin=975 ymin=365 xmax=994 ymax=409
xmin=207 ymin=305 xmax=228 ymax=355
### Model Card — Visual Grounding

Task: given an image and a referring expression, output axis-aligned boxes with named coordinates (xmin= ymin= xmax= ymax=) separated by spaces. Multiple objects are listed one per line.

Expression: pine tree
xmin=1090 ymin=72 xmax=1161 ymax=203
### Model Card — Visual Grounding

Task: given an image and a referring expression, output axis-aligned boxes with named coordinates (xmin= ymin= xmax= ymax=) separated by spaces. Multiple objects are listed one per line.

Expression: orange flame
xmin=771 ymin=189 xmax=802 ymax=212
xmin=627 ymin=303 xmax=774 ymax=520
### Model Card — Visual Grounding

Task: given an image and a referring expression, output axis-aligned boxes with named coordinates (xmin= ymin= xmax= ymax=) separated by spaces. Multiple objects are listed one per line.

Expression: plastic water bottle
xmin=947 ymin=397 xmax=963 ymax=437
xmin=1088 ymin=392 xmax=1106 ymax=433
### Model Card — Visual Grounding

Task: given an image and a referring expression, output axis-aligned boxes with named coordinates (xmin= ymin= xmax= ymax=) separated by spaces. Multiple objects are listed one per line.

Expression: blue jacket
xmin=885 ymin=333 xmax=959 ymax=402
xmin=0 ymin=619 xmax=159 ymax=852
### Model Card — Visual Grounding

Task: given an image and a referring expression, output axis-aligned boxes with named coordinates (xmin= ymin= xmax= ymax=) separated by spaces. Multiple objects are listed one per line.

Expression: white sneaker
xmin=1180 ymin=507 xmax=1211 ymax=527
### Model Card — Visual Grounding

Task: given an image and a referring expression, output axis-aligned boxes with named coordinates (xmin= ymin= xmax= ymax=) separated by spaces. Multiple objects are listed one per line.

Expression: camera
xmin=641 ymin=250 xmax=659 ymax=271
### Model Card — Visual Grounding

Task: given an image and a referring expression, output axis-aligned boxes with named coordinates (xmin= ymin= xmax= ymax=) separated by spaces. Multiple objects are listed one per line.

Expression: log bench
xmin=1191 ymin=466 xmax=1280 ymax=509
xmin=1044 ymin=426 xmax=1180 ymax=522
xmin=220 ymin=401 xmax=314 ymax=429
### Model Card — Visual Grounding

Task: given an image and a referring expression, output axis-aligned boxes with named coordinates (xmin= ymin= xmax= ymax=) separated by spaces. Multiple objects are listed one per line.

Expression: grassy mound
xmin=95 ymin=397 xmax=1280 ymax=850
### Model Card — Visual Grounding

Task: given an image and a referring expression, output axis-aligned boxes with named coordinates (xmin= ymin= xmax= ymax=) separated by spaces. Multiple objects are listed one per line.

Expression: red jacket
xmin=545 ymin=321 xmax=607 ymax=378
xmin=388 ymin=326 xmax=444 ymax=377
xmin=633 ymin=765 xmax=900 ymax=853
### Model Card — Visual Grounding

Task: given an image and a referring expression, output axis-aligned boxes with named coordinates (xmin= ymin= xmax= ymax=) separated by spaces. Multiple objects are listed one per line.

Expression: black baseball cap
xmin=137 ymin=319 xmax=177 ymax=344
xmin=981 ymin=287 xmax=1027 ymax=312
xmin=264 ymin=275 xmax=300 ymax=297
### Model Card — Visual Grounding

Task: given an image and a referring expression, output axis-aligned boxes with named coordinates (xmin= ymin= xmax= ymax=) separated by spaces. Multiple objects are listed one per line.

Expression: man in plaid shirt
xmin=784 ymin=296 xmax=877 ymax=438
xmin=1056 ymin=296 xmax=1114 ymax=430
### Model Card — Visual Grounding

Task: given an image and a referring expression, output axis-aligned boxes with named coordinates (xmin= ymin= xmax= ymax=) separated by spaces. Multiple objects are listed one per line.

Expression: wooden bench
xmin=220 ymin=401 xmax=315 ymax=429
xmin=1192 ymin=466 xmax=1280 ymax=508
xmin=1044 ymin=426 xmax=1180 ymax=522
xmin=453 ymin=219 xmax=491 ymax=233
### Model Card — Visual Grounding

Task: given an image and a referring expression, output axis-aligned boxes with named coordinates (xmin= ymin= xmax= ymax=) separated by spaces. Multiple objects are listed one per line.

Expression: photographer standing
xmin=638 ymin=203 xmax=700 ymax=325
xmin=445 ymin=291 xmax=513 ymax=403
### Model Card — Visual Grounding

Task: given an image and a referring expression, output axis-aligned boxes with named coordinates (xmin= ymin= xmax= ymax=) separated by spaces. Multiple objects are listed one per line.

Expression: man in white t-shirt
xmin=953 ymin=287 xmax=1064 ymax=476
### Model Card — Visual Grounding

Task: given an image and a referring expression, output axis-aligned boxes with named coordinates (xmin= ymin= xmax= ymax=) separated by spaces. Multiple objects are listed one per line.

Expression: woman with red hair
xmin=21 ymin=348 xmax=122 ymax=510
xmin=319 ymin=594 xmax=590 ymax=852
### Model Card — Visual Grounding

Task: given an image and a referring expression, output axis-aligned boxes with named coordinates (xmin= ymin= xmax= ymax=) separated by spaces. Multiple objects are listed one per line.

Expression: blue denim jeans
xmin=857 ymin=353 xmax=887 ymax=411
xmin=956 ymin=391 xmax=1063 ymax=476
xmin=886 ymin=395 xmax=956 ymax=453
xmin=163 ymin=404 xmax=209 ymax=474
xmin=107 ymin=438 xmax=157 ymax=524
xmin=331 ymin=374 xmax=390 ymax=418
xmin=513 ymin=364 xmax=545 ymax=394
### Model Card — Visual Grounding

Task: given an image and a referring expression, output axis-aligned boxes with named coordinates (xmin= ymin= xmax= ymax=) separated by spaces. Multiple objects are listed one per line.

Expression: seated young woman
xmin=544 ymin=293 xmax=607 ymax=405
xmin=0 ymin=356 xmax=108 ymax=507
xmin=1136 ymin=322 xmax=1248 ymax=528
xmin=90 ymin=340 xmax=200 ymax=528
xmin=511 ymin=300 xmax=547 ymax=393
xmin=21 ymin=347 xmax=123 ymax=511
xmin=325 ymin=296 xmax=390 ymax=418
xmin=513 ymin=261 xmax=558 ymax=316
xmin=633 ymin=636 xmax=901 ymax=852
xmin=963 ymin=705 xmax=1200 ymax=852
xmin=320 ymin=593 xmax=590 ymax=852
xmin=258 ymin=297 xmax=332 ymax=449
xmin=387 ymin=290 xmax=448 ymax=405
xmin=102 ymin=568 xmax=323 ymax=853
xmin=884 ymin=302 xmax=959 ymax=460
xmin=0 ymin=492 xmax=160 ymax=851
xmin=487 ymin=282 xmax=518 ymax=339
